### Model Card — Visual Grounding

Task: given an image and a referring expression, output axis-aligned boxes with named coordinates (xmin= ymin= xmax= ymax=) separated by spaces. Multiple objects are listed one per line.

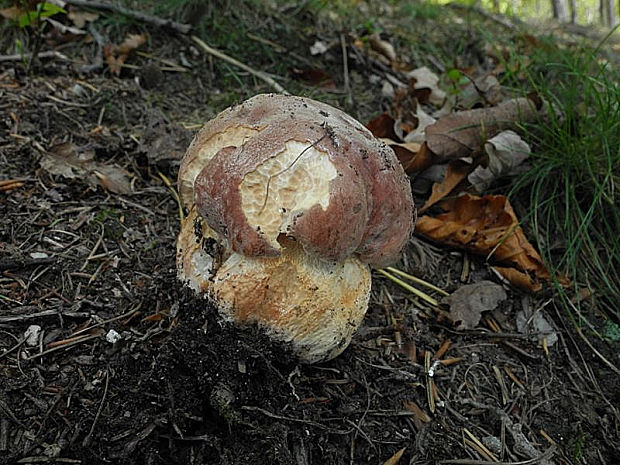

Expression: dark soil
xmin=1 ymin=2 xmax=618 ymax=464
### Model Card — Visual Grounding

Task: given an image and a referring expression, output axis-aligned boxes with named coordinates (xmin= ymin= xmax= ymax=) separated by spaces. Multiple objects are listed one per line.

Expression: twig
xmin=240 ymin=406 xmax=350 ymax=434
xmin=64 ymin=0 xmax=192 ymax=34
xmin=69 ymin=305 xmax=141 ymax=338
xmin=340 ymin=34 xmax=352 ymax=107
xmin=48 ymin=1 xmax=288 ymax=93
xmin=80 ymin=225 xmax=104 ymax=272
xmin=0 ymin=257 xmax=56 ymax=271
xmin=0 ymin=180 xmax=25 ymax=191
xmin=0 ymin=309 xmax=90 ymax=323
xmin=135 ymin=51 xmax=188 ymax=72
xmin=0 ymin=331 xmax=24 ymax=361
xmin=25 ymin=1 xmax=47 ymax=74
xmin=24 ymin=333 xmax=101 ymax=360
xmin=463 ymin=427 xmax=498 ymax=462
xmin=16 ymin=458 xmax=82 ymax=463
xmin=191 ymin=35 xmax=289 ymax=95
xmin=83 ymin=368 xmax=109 ymax=446
xmin=246 ymin=32 xmax=313 ymax=67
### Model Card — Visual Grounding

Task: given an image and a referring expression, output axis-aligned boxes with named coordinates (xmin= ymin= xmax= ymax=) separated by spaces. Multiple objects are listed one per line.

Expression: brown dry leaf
xmin=442 ymin=281 xmax=507 ymax=329
xmin=425 ymin=96 xmax=543 ymax=161
xmin=379 ymin=138 xmax=419 ymax=169
xmin=91 ymin=165 xmax=132 ymax=195
xmin=367 ymin=113 xmax=431 ymax=174
xmin=369 ymin=32 xmax=396 ymax=62
xmin=382 ymin=447 xmax=406 ymax=465
xmin=103 ymin=45 xmax=123 ymax=76
xmin=382 ymin=84 xmax=437 ymax=144
xmin=381 ymin=140 xmax=436 ymax=175
xmin=411 ymin=164 xmax=446 ymax=195
xmin=492 ymin=266 xmax=542 ymax=292
xmin=139 ymin=109 xmax=192 ymax=164
xmin=68 ymin=9 xmax=99 ymax=28
xmin=367 ymin=113 xmax=398 ymax=140
xmin=391 ymin=86 xmax=421 ymax=139
xmin=468 ymin=130 xmax=531 ymax=193
xmin=403 ymin=105 xmax=436 ymax=143
xmin=401 ymin=141 xmax=436 ymax=174
xmin=0 ymin=6 xmax=23 ymax=20
xmin=416 ymin=194 xmax=562 ymax=290
xmin=289 ymin=67 xmax=335 ymax=89
xmin=406 ymin=66 xmax=446 ymax=106
xmin=40 ymin=141 xmax=85 ymax=178
xmin=457 ymin=74 xmax=502 ymax=109
xmin=419 ymin=160 xmax=473 ymax=212
xmin=118 ymin=33 xmax=147 ymax=54
xmin=41 ymin=142 xmax=132 ymax=194
xmin=104 ymin=33 xmax=147 ymax=76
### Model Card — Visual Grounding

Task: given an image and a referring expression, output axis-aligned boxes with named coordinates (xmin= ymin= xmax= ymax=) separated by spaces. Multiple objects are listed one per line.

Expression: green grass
xmin=502 ymin=31 xmax=620 ymax=321
xmin=399 ymin=1 xmax=442 ymax=20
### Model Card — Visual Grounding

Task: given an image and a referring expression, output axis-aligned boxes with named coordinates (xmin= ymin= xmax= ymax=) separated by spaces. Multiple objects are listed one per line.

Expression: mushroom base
xmin=177 ymin=208 xmax=371 ymax=363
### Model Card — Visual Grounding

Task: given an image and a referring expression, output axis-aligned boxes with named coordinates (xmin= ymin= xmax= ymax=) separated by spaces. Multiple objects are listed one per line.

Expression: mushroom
xmin=177 ymin=94 xmax=415 ymax=362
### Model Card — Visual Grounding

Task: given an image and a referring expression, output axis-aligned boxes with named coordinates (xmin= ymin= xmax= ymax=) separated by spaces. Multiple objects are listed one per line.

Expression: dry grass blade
xmin=158 ymin=171 xmax=185 ymax=222
xmin=385 ymin=266 xmax=449 ymax=295
xmin=463 ymin=428 xmax=499 ymax=462
xmin=377 ymin=269 xmax=439 ymax=306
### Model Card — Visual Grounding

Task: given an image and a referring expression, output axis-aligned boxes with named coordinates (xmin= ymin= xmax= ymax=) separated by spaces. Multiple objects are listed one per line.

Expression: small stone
xmin=29 ymin=252 xmax=49 ymax=259
xmin=24 ymin=325 xmax=41 ymax=347
xmin=381 ymin=80 xmax=395 ymax=98
xmin=71 ymin=84 xmax=88 ymax=98
xmin=482 ymin=436 xmax=502 ymax=454
xmin=105 ymin=329 xmax=122 ymax=344
xmin=310 ymin=40 xmax=328 ymax=55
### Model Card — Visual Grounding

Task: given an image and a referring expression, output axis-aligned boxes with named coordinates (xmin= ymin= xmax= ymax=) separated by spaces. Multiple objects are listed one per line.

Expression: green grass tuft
xmin=504 ymin=31 xmax=620 ymax=322
xmin=399 ymin=1 xmax=442 ymax=20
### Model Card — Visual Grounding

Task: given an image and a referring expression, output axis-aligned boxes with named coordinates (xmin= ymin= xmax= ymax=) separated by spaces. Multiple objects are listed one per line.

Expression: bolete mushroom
xmin=177 ymin=94 xmax=415 ymax=362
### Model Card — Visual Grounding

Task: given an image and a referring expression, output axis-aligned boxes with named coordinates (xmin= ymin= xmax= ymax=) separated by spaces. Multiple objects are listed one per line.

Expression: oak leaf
xmin=104 ymin=33 xmax=147 ymax=76
xmin=425 ymin=96 xmax=542 ymax=161
xmin=416 ymin=194 xmax=564 ymax=291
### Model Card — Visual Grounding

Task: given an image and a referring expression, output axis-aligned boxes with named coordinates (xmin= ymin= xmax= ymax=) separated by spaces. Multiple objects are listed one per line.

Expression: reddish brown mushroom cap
xmin=181 ymin=94 xmax=414 ymax=268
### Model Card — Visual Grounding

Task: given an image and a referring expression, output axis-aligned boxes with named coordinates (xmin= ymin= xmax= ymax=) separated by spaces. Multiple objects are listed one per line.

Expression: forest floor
xmin=1 ymin=1 xmax=618 ymax=464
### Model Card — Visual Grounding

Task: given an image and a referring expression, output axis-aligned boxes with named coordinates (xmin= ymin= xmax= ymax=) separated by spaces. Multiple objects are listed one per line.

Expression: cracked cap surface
xmin=178 ymin=94 xmax=415 ymax=268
